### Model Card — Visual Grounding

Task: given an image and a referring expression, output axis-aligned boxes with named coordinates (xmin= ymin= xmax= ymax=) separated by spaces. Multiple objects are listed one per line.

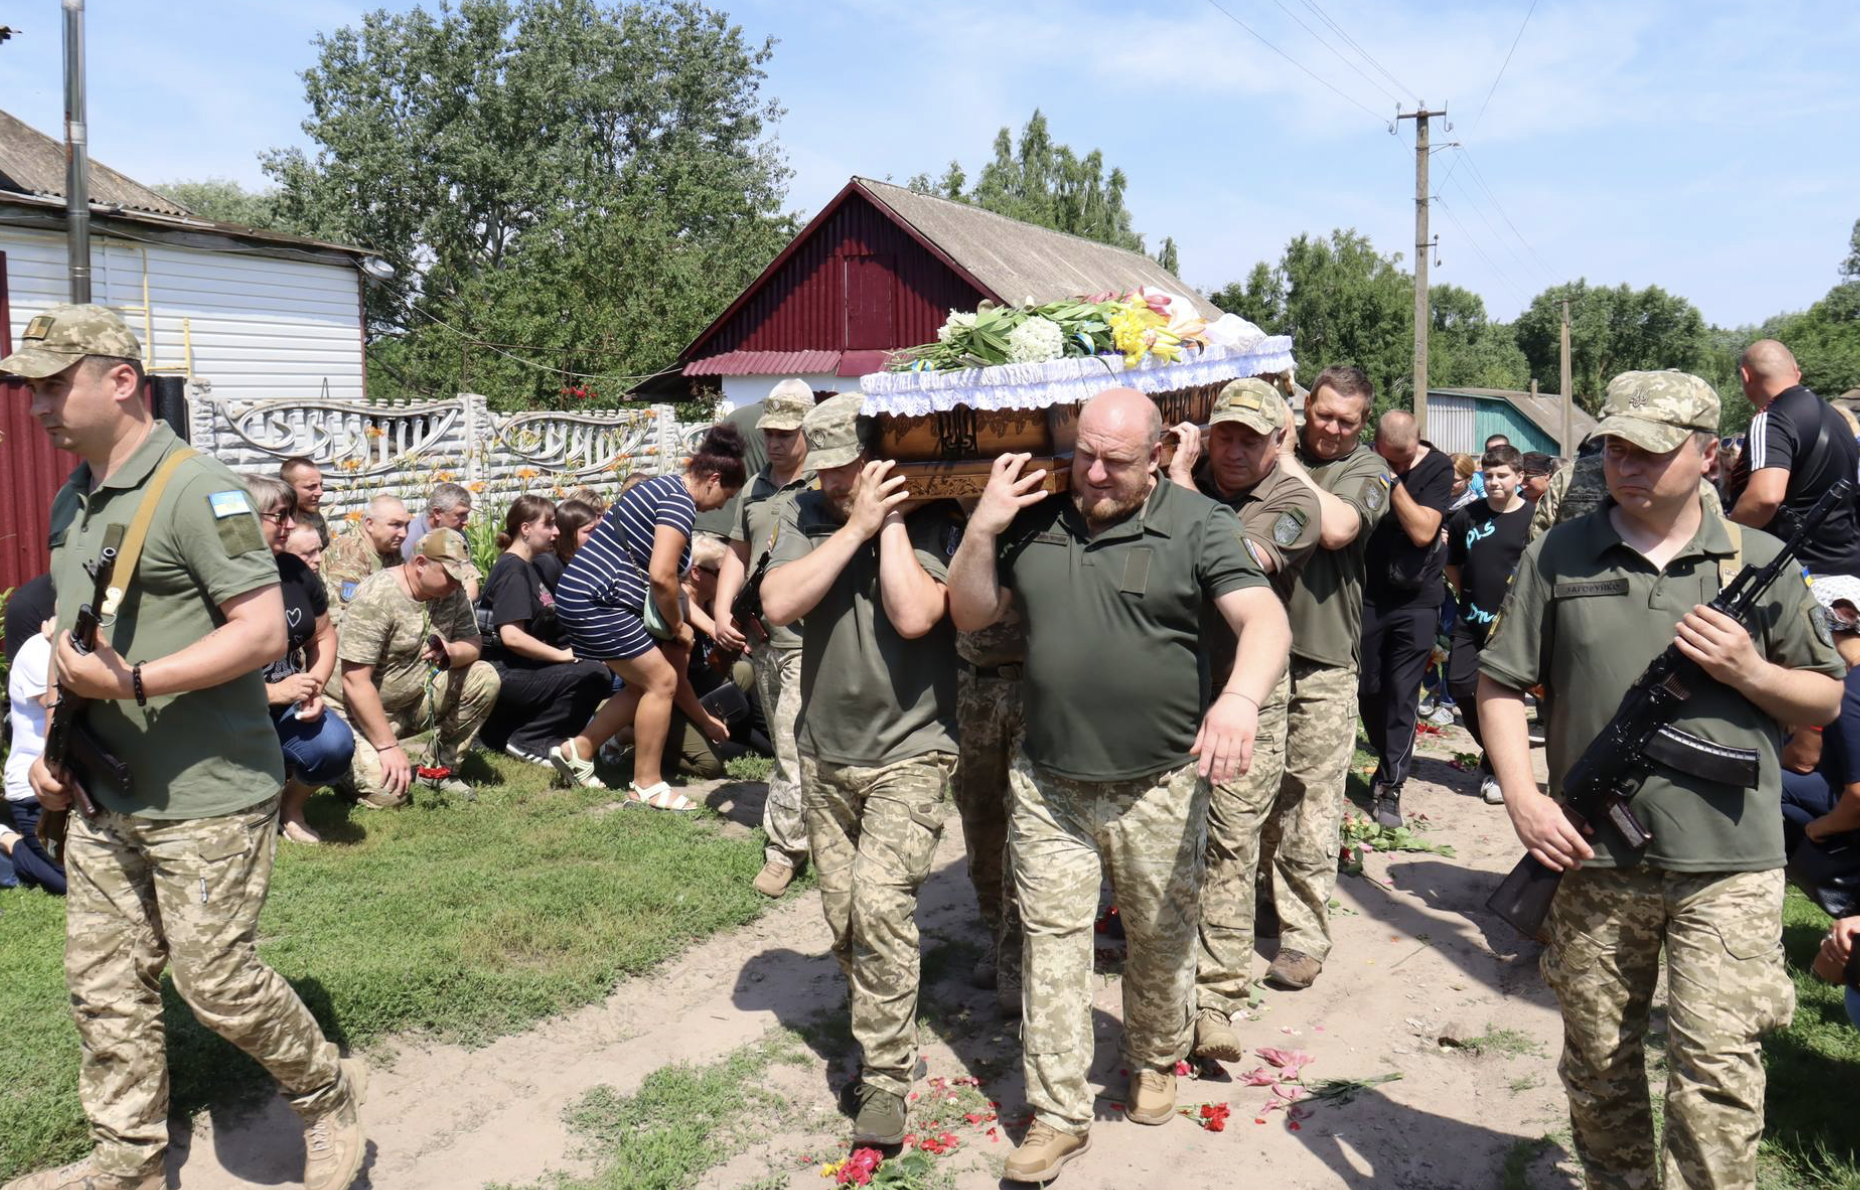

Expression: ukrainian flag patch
xmin=208 ymin=490 xmax=253 ymax=519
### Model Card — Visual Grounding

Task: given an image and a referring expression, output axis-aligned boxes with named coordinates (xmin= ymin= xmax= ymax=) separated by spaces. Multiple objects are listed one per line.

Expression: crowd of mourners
xmin=6 ymin=302 xmax=1860 ymax=1190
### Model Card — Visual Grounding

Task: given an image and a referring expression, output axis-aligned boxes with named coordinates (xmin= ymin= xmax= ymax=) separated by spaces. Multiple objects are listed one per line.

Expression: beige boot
xmin=1004 ymin=1120 xmax=1091 ymax=1183
xmin=752 ymin=859 xmax=795 ymax=898
xmin=1125 ymin=1069 xmax=1177 ymax=1125
xmin=2 ymin=1160 xmax=163 ymax=1190
xmin=302 ymin=1057 xmax=369 ymax=1190
xmin=1193 ymin=1008 xmax=1244 ymax=1063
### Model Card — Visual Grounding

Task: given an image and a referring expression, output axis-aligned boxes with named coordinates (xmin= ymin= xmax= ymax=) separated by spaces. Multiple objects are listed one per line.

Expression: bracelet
xmin=1218 ymin=690 xmax=1259 ymax=711
xmin=375 ymin=740 xmax=401 ymax=752
xmin=132 ymin=663 xmax=147 ymax=706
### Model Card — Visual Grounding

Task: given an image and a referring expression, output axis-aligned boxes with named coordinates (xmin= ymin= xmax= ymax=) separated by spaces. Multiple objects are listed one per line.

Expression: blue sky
xmin=2 ymin=0 xmax=1856 ymax=326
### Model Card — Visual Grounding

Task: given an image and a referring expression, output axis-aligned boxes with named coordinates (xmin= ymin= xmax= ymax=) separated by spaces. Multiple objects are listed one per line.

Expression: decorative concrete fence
xmin=186 ymin=382 xmax=708 ymax=521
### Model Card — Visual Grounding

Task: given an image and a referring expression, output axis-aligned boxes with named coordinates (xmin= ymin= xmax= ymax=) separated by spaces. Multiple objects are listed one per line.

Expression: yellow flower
xmin=345 ymin=510 xmax=362 ymax=523
xmin=467 ymin=481 xmax=486 ymax=493
xmin=365 ymin=425 xmax=385 ymax=439
xmin=340 ymin=458 xmax=361 ymax=472
xmin=819 ymin=1161 xmax=844 ymax=1179
xmin=517 ymin=467 xmax=539 ymax=480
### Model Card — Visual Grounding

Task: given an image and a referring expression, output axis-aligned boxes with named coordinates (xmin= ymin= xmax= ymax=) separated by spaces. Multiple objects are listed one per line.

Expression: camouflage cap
xmin=802 ymin=391 xmax=868 ymax=470
xmin=415 ymin=527 xmax=481 ymax=584
xmin=0 ymin=303 xmax=143 ymax=380
xmin=758 ymin=378 xmax=815 ymax=432
xmin=1593 ymin=370 xmax=1720 ymax=453
xmin=1208 ymin=378 xmax=1289 ymax=435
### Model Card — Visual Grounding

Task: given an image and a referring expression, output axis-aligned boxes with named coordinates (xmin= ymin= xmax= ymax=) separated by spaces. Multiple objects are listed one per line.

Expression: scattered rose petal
xmin=1240 ymin=1068 xmax=1278 ymax=1086
xmin=1272 ymin=1084 xmax=1310 ymax=1102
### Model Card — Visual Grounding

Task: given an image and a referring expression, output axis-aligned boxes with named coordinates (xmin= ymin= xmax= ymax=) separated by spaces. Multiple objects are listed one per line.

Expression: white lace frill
xmin=857 ymin=338 xmax=1296 ymax=417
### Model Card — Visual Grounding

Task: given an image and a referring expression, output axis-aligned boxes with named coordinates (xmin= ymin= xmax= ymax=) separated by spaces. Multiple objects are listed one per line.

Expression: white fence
xmin=187 ymin=383 xmax=712 ymax=520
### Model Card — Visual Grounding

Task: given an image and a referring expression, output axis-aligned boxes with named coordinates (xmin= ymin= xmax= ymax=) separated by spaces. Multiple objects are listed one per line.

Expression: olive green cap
xmin=0 ymin=303 xmax=143 ymax=379
xmin=1208 ymin=378 xmax=1289 ymax=435
xmin=415 ymin=527 xmax=481 ymax=584
xmin=1593 ymin=370 xmax=1720 ymax=453
xmin=758 ymin=378 xmax=815 ymax=432
xmin=802 ymin=392 xmax=868 ymax=470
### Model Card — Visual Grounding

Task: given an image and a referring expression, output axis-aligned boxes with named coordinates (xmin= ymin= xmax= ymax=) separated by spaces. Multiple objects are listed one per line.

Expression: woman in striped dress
xmin=552 ymin=425 xmax=747 ymax=807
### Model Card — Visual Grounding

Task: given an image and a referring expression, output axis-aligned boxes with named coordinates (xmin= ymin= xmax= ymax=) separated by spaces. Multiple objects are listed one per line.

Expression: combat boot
xmin=1193 ymin=1008 xmax=1244 ymax=1063
xmin=1265 ymin=949 xmax=1323 ymax=990
xmin=753 ymin=859 xmax=795 ymax=898
xmin=1004 ymin=1121 xmax=1090 ymax=1183
xmin=1371 ymin=783 xmax=1404 ymax=829
xmin=1 ymin=1160 xmax=162 ymax=1190
xmin=1124 ymin=1069 xmax=1176 ymax=1125
xmin=848 ymin=1083 xmax=908 ymax=1146
xmin=302 ymin=1057 xmax=368 ymax=1190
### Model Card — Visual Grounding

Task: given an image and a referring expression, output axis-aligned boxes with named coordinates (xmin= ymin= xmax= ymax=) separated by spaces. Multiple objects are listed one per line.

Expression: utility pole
xmin=63 ymin=0 xmax=90 ymax=303
xmin=1559 ymin=299 xmax=1573 ymax=454
xmin=1397 ymin=102 xmax=1447 ymax=438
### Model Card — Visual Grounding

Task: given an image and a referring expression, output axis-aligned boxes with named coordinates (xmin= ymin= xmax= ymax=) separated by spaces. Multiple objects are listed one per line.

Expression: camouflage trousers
xmin=1196 ymin=670 xmax=1292 ymax=1017
xmin=1544 ymin=866 xmax=1793 ymax=1190
xmin=802 ymin=750 xmax=957 ymax=1098
xmin=953 ymin=668 xmax=1024 ymax=984
xmin=63 ymin=796 xmax=343 ymax=1178
xmin=1263 ymin=659 xmax=1359 ymax=963
xmin=347 ymin=660 xmax=500 ymax=806
xmin=1008 ymin=757 xmax=1208 ymax=1136
xmin=754 ymin=645 xmax=808 ymax=867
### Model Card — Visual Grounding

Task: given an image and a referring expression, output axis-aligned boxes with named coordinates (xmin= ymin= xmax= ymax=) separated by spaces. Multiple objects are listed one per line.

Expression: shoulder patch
xmin=1363 ymin=481 xmax=1386 ymax=513
xmin=23 ymin=314 xmax=55 ymax=340
xmin=1271 ymin=510 xmax=1304 ymax=547
xmin=208 ymin=490 xmax=254 ymax=518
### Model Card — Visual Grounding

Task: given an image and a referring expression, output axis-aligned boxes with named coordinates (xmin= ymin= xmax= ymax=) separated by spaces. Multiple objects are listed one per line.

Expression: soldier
xmin=952 ymin=579 xmax=1026 ymax=1015
xmin=5 ymin=304 xmax=365 ymax=1190
xmin=1165 ymin=378 xmax=1322 ymax=1061
xmin=949 ymin=388 xmax=1290 ymax=1184
xmin=328 ymin=529 xmax=499 ymax=807
xmin=322 ymin=494 xmax=410 ymax=622
xmin=1533 ymin=437 xmax=1723 ymax=540
xmin=714 ymin=378 xmax=816 ymax=899
xmin=1480 ymin=371 xmax=1844 ymax=1190
xmin=1260 ymin=364 xmax=1392 ymax=991
xmin=280 ymin=455 xmax=329 ymax=549
xmin=759 ymin=393 xmax=960 ymax=1147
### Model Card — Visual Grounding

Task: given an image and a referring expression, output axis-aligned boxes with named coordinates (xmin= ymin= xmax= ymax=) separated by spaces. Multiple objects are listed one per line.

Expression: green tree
xmin=1842 ymin=216 xmax=1860 ymax=282
xmin=1154 ymin=236 xmax=1180 ymax=277
xmin=153 ymin=178 xmax=288 ymax=230
xmin=914 ymin=110 xmax=1154 ymax=253
xmin=1427 ymin=284 xmax=1529 ymax=390
xmin=1513 ymin=281 xmax=1710 ymax=414
xmin=263 ymin=0 xmax=794 ymax=409
xmin=1208 ymin=262 xmax=1284 ymax=330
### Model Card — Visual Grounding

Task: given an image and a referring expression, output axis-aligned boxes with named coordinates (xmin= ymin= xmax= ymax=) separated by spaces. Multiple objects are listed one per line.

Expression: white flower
xmin=1005 ymin=316 xmax=1066 ymax=364
xmin=936 ymin=310 xmax=977 ymax=343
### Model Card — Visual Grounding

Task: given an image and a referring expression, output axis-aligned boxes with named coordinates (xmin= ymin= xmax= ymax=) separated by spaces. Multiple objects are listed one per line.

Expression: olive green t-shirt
xmin=1196 ymin=462 xmax=1320 ymax=688
xmin=329 ymin=568 xmax=480 ymax=713
xmin=998 ymin=480 xmax=1268 ymax=782
xmin=729 ymin=465 xmax=814 ymax=652
xmin=768 ymin=493 xmax=959 ymax=766
xmin=1286 ymin=442 xmax=1392 ymax=669
xmin=46 ymin=422 xmax=285 ymax=819
xmin=1479 ymin=508 xmax=1844 ymax=871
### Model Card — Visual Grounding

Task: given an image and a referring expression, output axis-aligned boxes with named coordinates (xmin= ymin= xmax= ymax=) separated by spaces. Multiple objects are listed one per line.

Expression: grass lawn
xmin=0 ymin=750 xmax=777 ymax=1181
xmin=1762 ymin=887 xmax=1860 ymax=1189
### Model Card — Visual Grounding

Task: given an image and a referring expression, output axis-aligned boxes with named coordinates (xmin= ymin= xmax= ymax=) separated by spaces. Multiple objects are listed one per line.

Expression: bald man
xmin=1358 ymin=409 xmax=1454 ymax=828
xmin=1729 ymin=339 xmax=1860 ymax=578
xmin=950 ymin=387 xmax=1290 ymax=1182
xmin=323 ymin=495 xmax=411 ymax=624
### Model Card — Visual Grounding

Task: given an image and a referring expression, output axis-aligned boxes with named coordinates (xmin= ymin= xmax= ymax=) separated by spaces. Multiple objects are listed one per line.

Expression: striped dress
xmin=555 ymin=474 xmax=695 ymax=660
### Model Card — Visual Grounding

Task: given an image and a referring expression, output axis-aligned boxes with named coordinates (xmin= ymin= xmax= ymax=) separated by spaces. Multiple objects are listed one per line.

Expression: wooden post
xmin=1559 ymin=299 xmax=1573 ymax=454
xmin=1398 ymin=104 xmax=1449 ymax=437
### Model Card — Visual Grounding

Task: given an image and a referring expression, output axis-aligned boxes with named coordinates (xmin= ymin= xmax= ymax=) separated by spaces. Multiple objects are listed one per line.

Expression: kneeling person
xmin=760 ymin=393 xmax=960 ymax=1147
xmin=330 ymin=529 xmax=498 ymax=806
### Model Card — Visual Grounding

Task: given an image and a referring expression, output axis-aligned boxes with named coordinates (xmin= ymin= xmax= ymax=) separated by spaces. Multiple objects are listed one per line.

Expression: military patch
xmin=1363 ymin=480 xmax=1386 ymax=513
xmin=1812 ymin=603 xmax=1835 ymax=648
xmin=208 ymin=489 xmax=253 ymax=518
xmin=341 ymin=580 xmax=359 ymax=602
xmin=23 ymin=314 xmax=55 ymax=340
xmin=1553 ymin=578 xmax=1630 ymax=599
xmin=1031 ymin=530 xmax=1068 ymax=546
xmin=1271 ymin=510 xmax=1303 ymax=547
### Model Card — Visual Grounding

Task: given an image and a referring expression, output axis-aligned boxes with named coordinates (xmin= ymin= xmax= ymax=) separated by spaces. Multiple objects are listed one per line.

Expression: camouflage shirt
xmin=322 ymin=528 xmax=399 ymax=624
xmin=328 ymin=567 xmax=478 ymax=713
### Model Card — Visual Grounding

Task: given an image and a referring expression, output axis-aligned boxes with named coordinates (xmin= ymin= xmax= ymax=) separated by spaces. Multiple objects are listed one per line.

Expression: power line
xmin=1297 ymin=0 xmax=1421 ymax=103
xmin=1455 ymin=146 xmax=1558 ymax=281
xmin=1431 ymin=192 xmax=1530 ymax=305
xmin=1448 ymin=172 xmax=1538 ymax=283
xmin=1266 ymin=0 xmax=1402 ymax=106
xmin=1468 ymin=0 xmax=1539 ymax=137
xmin=1202 ymin=0 xmax=1395 ymax=129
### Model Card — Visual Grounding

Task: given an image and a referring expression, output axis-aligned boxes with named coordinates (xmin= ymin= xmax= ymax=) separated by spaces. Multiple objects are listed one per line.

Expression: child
xmin=1445 ymin=444 xmax=1533 ymax=804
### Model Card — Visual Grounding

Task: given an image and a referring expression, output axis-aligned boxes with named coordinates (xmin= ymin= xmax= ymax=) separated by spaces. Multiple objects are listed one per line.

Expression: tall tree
xmin=1427 ymin=284 xmax=1530 ymax=391
xmin=1843 ymin=216 xmax=1860 ymax=282
xmin=912 ymin=110 xmax=1154 ymax=253
xmin=263 ymin=0 xmax=794 ymax=408
xmin=153 ymin=179 xmax=287 ymax=230
xmin=1154 ymin=236 xmax=1179 ymax=276
xmin=1513 ymin=281 xmax=1710 ymax=413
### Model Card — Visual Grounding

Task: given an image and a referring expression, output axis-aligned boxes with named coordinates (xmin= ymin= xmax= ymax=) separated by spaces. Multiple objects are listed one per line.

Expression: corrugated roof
xmin=684 ymin=349 xmax=842 ymax=376
xmin=0 ymin=108 xmax=191 ymax=217
xmin=855 ymin=178 xmax=1222 ymax=320
xmin=1429 ymin=387 xmax=1597 ymax=449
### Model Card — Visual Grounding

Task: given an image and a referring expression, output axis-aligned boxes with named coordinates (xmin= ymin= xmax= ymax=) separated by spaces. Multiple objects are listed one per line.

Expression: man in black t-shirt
xmin=1444 ymin=445 xmax=1533 ymax=804
xmin=1730 ymin=339 xmax=1860 ymax=578
xmin=1358 ymin=410 xmax=1454 ymax=827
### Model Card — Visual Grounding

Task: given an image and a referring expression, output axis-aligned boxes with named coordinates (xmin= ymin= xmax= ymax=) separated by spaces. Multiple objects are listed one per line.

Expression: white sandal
xmin=627 ymin=781 xmax=699 ymax=812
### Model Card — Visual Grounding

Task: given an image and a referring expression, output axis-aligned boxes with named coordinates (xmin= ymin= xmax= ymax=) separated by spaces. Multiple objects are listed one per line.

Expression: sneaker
xmin=503 ymin=742 xmax=553 ymax=767
xmin=1004 ymin=1120 xmax=1091 ymax=1183
xmin=1424 ymin=703 xmax=1456 ymax=728
xmin=971 ymin=938 xmax=999 ymax=990
xmin=1372 ymin=788 xmax=1404 ymax=829
xmin=753 ymin=859 xmax=795 ymax=898
xmin=1480 ymin=773 xmax=1505 ymax=805
xmin=414 ymin=770 xmax=474 ymax=800
xmin=1264 ymin=949 xmax=1322 ymax=990
xmin=1124 ymin=1069 xmax=1176 ymax=1125
xmin=550 ymin=741 xmax=607 ymax=790
xmin=302 ymin=1056 xmax=368 ymax=1190
xmin=1527 ymin=721 xmax=1547 ymax=746
xmin=1193 ymin=1008 xmax=1244 ymax=1063
xmin=0 ymin=1160 xmax=163 ymax=1190
xmin=849 ymin=1083 xmax=908 ymax=1146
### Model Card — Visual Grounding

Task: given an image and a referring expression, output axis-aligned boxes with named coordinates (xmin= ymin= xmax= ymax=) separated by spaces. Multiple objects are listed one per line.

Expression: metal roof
xmin=0 ymin=108 xmax=190 ymax=217
xmin=684 ymin=349 xmax=842 ymax=376
xmin=1428 ymin=387 xmax=1597 ymax=448
xmin=855 ymin=178 xmax=1222 ymax=320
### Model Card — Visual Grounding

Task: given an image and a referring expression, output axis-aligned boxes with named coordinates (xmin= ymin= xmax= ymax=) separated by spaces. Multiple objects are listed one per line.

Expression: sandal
xmin=626 ymin=781 xmax=700 ymax=812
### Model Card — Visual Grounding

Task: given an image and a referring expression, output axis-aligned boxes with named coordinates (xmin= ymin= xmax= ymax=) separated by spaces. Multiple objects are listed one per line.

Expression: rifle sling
xmin=102 ymin=446 xmax=200 ymax=621
xmin=1644 ymin=723 xmax=1760 ymax=789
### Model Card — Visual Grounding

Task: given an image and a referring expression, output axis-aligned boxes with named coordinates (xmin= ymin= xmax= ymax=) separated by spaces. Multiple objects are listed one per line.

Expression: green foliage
xmin=1428 ymin=283 xmax=1531 ymax=392
xmin=909 ymin=110 xmax=1153 ymax=253
xmin=1154 ymin=235 xmax=1180 ymax=277
xmin=1758 ymin=887 xmax=1860 ymax=1189
xmin=263 ymin=0 xmax=796 ymax=410
xmin=152 ymin=178 xmax=289 ymax=230
xmin=1512 ymin=281 xmax=1711 ymax=414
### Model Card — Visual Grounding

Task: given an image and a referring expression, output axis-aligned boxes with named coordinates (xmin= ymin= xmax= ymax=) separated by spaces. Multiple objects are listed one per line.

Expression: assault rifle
xmin=1487 ymin=478 xmax=1852 ymax=941
xmin=729 ymin=551 xmax=774 ymax=649
xmin=41 ymin=540 xmax=132 ymax=829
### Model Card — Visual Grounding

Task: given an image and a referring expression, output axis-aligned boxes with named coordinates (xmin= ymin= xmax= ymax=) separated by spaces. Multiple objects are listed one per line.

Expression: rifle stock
xmin=1485 ymin=478 xmax=1853 ymax=940
xmin=42 ymin=540 xmax=124 ymax=824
